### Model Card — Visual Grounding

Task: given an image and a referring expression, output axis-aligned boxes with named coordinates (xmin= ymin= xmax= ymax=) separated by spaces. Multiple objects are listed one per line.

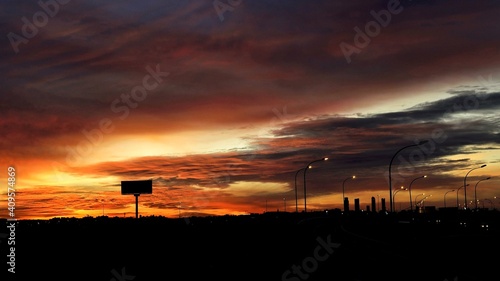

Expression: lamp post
xmin=408 ymin=175 xmax=427 ymax=213
xmin=420 ymin=195 xmax=432 ymax=209
xmin=389 ymin=141 xmax=428 ymax=212
xmin=393 ymin=186 xmax=407 ymax=212
xmin=414 ymin=193 xmax=425 ymax=210
xmin=464 ymin=164 xmax=486 ymax=209
xmin=444 ymin=189 xmax=455 ymax=208
xmin=474 ymin=177 xmax=491 ymax=210
xmin=95 ymin=198 xmax=105 ymax=217
xmin=456 ymin=184 xmax=469 ymax=209
xmin=342 ymin=175 xmax=356 ymax=204
xmin=303 ymin=157 xmax=328 ymax=212
xmin=294 ymin=167 xmax=306 ymax=213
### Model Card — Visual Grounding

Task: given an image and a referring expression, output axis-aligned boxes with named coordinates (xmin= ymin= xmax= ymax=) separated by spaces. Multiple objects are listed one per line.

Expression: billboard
xmin=121 ymin=179 xmax=153 ymax=195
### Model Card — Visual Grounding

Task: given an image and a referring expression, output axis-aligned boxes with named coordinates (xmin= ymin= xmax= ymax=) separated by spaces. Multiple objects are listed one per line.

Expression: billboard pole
xmin=121 ymin=179 xmax=152 ymax=219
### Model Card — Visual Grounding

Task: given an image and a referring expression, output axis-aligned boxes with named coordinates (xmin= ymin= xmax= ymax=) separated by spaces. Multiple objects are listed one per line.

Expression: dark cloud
xmin=1 ymin=0 xmax=499 ymax=218
xmin=62 ymin=91 xmax=498 ymax=208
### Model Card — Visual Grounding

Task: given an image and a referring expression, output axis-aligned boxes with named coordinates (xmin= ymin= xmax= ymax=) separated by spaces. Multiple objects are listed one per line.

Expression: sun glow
xmin=90 ymin=130 xmax=256 ymax=163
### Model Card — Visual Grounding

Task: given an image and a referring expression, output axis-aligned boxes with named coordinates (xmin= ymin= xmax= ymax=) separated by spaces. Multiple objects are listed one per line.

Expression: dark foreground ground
xmin=2 ymin=209 xmax=500 ymax=281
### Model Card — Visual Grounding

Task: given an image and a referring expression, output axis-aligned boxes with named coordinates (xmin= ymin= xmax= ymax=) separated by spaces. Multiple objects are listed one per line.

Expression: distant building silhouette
xmin=344 ymin=197 xmax=349 ymax=212
xmin=381 ymin=198 xmax=386 ymax=212
xmin=354 ymin=198 xmax=360 ymax=212
xmin=371 ymin=196 xmax=376 ymax=212
xmin=423 ymin=206 xmax=436 ymax=213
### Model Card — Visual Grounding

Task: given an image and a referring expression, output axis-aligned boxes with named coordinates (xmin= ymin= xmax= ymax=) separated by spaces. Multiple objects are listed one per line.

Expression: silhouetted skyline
xmin=3 ymin=210 xmax=500 ymax=280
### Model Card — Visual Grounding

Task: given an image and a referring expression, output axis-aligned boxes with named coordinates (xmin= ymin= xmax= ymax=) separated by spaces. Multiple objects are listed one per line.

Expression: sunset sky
xmin=1 ymin=0 xmax=499 ymax=220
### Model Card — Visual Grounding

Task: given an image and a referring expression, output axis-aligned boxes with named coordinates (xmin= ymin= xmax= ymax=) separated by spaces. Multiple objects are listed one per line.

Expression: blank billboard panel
xmin=121 ymin=179 xmax=153 ymax=195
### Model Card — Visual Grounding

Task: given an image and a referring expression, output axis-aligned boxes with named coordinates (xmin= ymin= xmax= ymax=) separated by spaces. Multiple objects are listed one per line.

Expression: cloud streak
xmin=1 ymin=0 xmax=499 ymax=218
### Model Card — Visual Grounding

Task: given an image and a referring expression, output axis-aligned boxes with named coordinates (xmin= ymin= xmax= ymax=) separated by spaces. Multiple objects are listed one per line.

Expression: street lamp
xmin=95 ymin=198 xmax=105 ymax=217
xmin=444 ymin=189 xmax=455 ymax=208
xmin=414 ymin=193 xmax=425 ymax=210
xmin=420 ymin=194 xmax=432 ymax=209
xmin=294 ymin=167 xmax=307 ymax=213
xmin=393 ymin=186 xmax=407 ymax=212
xmin=456 ymin=184 xmax=469 ymax=209
xmin=464 ymin=164 xmax=486 ymax=209
xmin=388 ymin=141 xmax=429 ymax=212
xmin=474 ymin=177 xmax=491 ymax=210
xmin=408 ymin=175 xmax=427 ymax=213
xmin=303 ymin=157 xmax=328 ymax=212
xmin=342 ymin=175 xmax=356 ymax=204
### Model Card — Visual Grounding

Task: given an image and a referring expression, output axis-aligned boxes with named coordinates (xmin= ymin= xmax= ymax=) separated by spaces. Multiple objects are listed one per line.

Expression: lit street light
xmin=342 ymin=175 xmax=356 ymax=204
xmin=420 ymin=195 xmax=432 ymax=209
xmin=475 ymin=177 xmax=491 ymax=210
xmin=414 ymin=193 xmax=425 ymax=210
xmin=393 ymin=186 xmax=407 ymax=212
xmin=303 ymin=157 xmax=328 ymax=212
xmin=464 ymin=164 xmax=486 ymax=209
xmin=444 ymin=189 xmax=455 ymax=208
xmin=388 ymin=141 xmax=429 ymax=212
xmin=408 ymin=175 xmax=427 ymax=213
xmin=294 ymin=167 xmax=307 ymax=213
